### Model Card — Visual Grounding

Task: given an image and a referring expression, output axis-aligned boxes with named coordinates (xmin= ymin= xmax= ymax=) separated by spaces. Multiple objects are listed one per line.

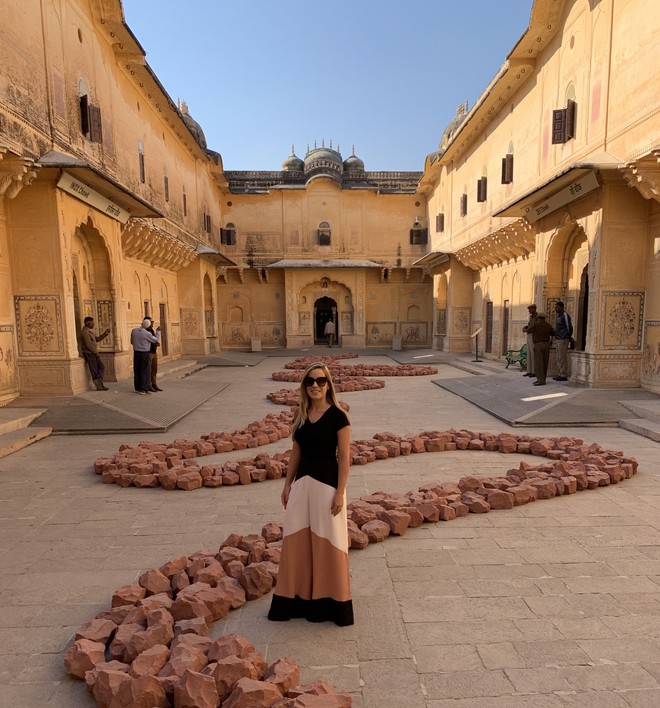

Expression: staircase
xmin=0 ymin=409 xmax=52 ymax=459
xmin=619 ymin=400 xmax=660 ymax=442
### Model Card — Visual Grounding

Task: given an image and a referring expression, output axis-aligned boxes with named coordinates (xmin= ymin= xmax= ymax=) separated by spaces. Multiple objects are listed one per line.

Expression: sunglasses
xmin=304 ymin=376 xmax=328 ymax=387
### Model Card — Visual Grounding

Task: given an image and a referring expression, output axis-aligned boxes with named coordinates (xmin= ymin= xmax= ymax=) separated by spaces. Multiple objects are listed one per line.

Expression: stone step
xmin=620 ymin=400 xmax=660 ymax=424
xmin=0 ymin=426 xmax=52 ymax=459
xmin=619 ymin=418 xmax=660 ymax=442
xmin=161 ymin=360 xmax=206 ymax=380
xmin=0 ymin=408 xmax=47 ymax=436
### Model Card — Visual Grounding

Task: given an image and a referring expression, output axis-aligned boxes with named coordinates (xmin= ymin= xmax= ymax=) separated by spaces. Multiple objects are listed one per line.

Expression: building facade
xmin=419 ymin=0 xmax=660 ymax=392
xmin=1 ymin=0 xmax=658 ymax=403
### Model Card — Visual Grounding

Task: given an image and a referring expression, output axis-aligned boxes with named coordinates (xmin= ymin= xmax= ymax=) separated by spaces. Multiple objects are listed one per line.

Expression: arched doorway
xmin=577 ymin=265 xmax=589 ymax=351
xmin=314 ymin=297 xmax=337 ymax=344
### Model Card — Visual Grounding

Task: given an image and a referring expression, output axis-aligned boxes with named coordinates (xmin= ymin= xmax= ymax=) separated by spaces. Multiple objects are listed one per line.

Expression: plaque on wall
xmin=14 ymin=295 xmax=64 ymax=356
xmin=601 ymin=291 xmax=644 ymax=350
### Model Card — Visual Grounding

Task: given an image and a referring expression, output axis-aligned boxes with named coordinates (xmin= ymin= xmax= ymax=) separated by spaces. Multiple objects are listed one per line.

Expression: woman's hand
xmin=281 ymin=483 xmax=291 ymax=509
xmin=331 ymin=490 xmax=344 ymax=516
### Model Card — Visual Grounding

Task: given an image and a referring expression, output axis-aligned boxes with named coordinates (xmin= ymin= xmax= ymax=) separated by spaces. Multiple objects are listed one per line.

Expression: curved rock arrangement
xmin=93 ymin=412 xmax=294 ymax=490
xmin=70 ymin=431 xmax=640 ymax=706
xmin=274 ymin=363 xmax=437 ymax=379
xmin=267 ymin=377 xmax=384 ymax=407
xmin=284 ymin=354 xmax=358 ymax=369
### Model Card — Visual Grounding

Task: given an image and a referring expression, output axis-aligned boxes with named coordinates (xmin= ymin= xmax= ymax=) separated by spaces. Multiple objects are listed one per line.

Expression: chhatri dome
xmin=282 ymin=145 xmax=304 ymax=172
xmin=438 ymin=101 xmax=469 ymax=153
xmin=178 ymin=99 xmax=207 ymax=149
xmin=343 ymin=145 xmax=365 ymax=173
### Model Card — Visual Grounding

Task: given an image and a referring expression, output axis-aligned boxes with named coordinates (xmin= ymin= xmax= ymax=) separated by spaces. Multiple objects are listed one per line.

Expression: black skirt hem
xmin=268 ymin=593 xmax=354 ymax=627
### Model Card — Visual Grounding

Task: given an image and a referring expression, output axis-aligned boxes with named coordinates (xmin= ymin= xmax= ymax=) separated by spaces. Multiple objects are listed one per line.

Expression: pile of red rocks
xmin=344 ymin=432 xmax=638 ymax=547
xmin=267 ymin=378 xmax=383 ymax=407
xmin=274 ymin=364 xmax=437 ymax=380
xmin=93 ymin=412 xmax=294 ymax=490
xmin=284 ymin=354 xmax=358 ymax=369
xmin=65 ymin=527 xmax=352 ymax=707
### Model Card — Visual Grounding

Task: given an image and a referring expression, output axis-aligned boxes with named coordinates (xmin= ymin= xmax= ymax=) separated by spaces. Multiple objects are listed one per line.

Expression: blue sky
xmin=122 ymin=1 xmax=533 ymax=171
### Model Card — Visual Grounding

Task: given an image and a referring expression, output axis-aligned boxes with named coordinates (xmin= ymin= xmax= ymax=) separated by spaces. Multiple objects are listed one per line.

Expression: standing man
xmin=528 ymin=313 xmax=555 ymax=386
xmin=146 ymin=317 xmax=162 ymax=392
xmin=324 ymin=318 xmax=336 ymax=348
xmin=522 ymin=304 xmax=538 ymax=377
xmin=553 ymin=301 xmax=573 ymax=381
xmin=80 ymin=317 xmax=110 ymax=391
xmin=130 ymin=318 xmax=160 ymax=395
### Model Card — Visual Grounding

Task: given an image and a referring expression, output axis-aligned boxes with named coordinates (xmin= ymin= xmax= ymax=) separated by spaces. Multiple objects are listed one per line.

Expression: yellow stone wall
xmin=421 ymin=0 xmax=660 ymax=390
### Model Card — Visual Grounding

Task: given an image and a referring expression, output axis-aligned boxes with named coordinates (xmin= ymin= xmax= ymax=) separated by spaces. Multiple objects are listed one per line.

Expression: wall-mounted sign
xmin=57 ymin=172 xmax=130 ymax=224
xmin=526 ymin=171 xmax=599 ymax=223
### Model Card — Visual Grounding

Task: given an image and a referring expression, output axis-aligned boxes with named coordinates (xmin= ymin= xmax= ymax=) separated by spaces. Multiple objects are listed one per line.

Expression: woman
xmin=268 ymin=362 xmax=354 ymax=626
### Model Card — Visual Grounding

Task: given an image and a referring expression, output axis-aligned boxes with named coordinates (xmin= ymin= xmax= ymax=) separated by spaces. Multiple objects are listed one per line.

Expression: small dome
xmin=343 ymin=146 xmax=364 ymax=172
xmin=282 ymin=145 xmax=304 ymax=172
xmin=439 ymin=102 xmax=469 ymax=151
xmin=179 ymin=99 xmax=207 ymax=149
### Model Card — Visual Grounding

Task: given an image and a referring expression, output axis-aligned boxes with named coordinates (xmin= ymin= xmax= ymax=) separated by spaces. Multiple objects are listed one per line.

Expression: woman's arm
xmin=332 ymin=425 xmax=351 ymax=516
xmin=281 ymin=440 xmax=301 ymax=508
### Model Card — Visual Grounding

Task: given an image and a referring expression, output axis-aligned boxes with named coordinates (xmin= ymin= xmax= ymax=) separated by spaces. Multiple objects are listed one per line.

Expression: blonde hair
xmin=292 ymin=362 xmax=348 ymax=434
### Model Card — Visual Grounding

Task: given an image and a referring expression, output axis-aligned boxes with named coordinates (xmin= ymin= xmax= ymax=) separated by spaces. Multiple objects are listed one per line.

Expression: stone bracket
xmin=0 ymin=149 xmax=40 ymax=199
xmin=621 ymin=150 xmax=660 ymax=202
xmin=121 ymin=217 xmax=197 ymax=271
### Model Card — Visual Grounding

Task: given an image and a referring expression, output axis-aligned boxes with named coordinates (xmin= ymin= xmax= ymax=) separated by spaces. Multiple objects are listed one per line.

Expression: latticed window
xmin=552 ymin=99 xmax=577 ymax=144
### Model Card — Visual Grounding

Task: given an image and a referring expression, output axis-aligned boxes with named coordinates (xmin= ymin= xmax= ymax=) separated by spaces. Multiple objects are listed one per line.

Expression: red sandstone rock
xmin=139 ymin=568 xmax=172 ymax=597
xmin=174 ymin=669 xmax=220 ymax=708
xmin=360 ymin=519 xmax=390 ymax=543
xmin=261 ymin=522 xmax=284 ymax=543
xmin=377 ymin=509 xmax=411 ymax=536
xmin=159 ymin=556 xmax=189 ymax=579
xmin=64 ymin=638 xmax=106 ymax=679
xmin=129 ymin=644 xmax=170 ymax=678
xmin=207 ymin=634 xmax=255 ymax=662
xmin=461 ymin=492 xmax=490 ymax=513
xmin=171 ymin=634 xmax=213 ymax=654
xmin=174 ymin=617 xmax=209 ymax=637
xmin=223 ymin=677 xmax=283 ymax=708
xmin=84 ymin=660 xmax=129 ymax=693
xmin=218 ymin=546 xmax=250 ymax=568
xmin=170 ymin=593 xmax=213 ymax=623
xmin=215 ymin=576 xmax=247 ymax=609
xmin=484 ymin=489 xmax=514 ymax=510
xmin=194 ymin=586 xmax=232 ymax=621
xmin=112 ymin=584 xmax=146 ymax=608
xmin=208 ymin=656 xmax=260 ymax=700
xmin=75 ymin=618 xmax=117 ymax=645
xmin=193 ymin=560 xmax=227 ymax=587
xmin=91 ymin=668 xmax=131 ymax=706
xmin=507 ymin=485 xmax=538 ymax=505
xmin=458 ymin=476 xmax=483 ymax=493
xmin=113 ymin=675 xmax=169 ymax=707
xmin=287 ymin=680 xmax=335 ymax=698
xmin=158 ymin=643 xmax=207 ymax=679
xmin=177 ymin=470 xmax=203 ymax=491
xmin=239 ymin=562 xmax=274 ymax=600
xmin=109 ymin=623 xmax=144 ymax=662
xmin=347 ymin=521 xmax=369 ymax=549
xmin=172 ymin=570 xmax=191 ymax=594
xmin=264 ymin=658 xmax=300 ymax=695
xmin=437 ymin=505 xmax=457 ymax=521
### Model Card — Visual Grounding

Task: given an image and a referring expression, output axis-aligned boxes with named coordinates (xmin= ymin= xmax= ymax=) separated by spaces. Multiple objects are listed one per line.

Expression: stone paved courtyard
xmin=1 ymin=354 xmax=660 ymax=707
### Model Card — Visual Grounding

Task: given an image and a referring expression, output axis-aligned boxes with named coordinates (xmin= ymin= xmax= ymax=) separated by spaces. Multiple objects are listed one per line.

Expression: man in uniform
xmin=522 ymin=304 xmax=538 ymax=377
xmin=528 ymin=313 xmax=555 ymax=386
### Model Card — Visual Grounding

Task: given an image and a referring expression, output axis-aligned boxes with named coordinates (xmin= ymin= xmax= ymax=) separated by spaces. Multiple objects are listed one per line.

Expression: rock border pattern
xmin=72 ymin=429 xmax=640 ymax=706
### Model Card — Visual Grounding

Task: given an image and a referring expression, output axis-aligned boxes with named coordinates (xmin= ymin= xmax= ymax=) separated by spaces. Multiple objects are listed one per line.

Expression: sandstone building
xmin=0 ymin=0 xmax=658 ymax=403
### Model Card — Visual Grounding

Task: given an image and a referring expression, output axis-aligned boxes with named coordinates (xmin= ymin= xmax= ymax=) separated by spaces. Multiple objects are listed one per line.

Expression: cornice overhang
xmin=453 ymin=218 xmax=536 ymax=270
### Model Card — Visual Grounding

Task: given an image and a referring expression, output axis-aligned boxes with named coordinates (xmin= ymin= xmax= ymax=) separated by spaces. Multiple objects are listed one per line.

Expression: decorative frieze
xmin=121 ymin=218 xmax=197 ymax=271
xmin=642 ymin=321 xmax=660 ymax=381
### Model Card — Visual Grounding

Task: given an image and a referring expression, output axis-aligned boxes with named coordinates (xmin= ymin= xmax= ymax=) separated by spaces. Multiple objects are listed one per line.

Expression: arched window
xmin=221 ymin=222 xmax=237 ymax=246
xmin=318 ymin=221 xmax=331 ymax=246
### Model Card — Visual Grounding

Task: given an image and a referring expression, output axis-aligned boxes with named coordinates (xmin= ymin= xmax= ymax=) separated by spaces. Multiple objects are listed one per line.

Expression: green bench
xmin=505 ymin=342 xmax=527 ymax=369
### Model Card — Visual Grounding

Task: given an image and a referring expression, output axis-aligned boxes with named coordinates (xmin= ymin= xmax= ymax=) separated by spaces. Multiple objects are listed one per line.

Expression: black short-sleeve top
xmin=293 ymin=405 xmax=350 ymax=488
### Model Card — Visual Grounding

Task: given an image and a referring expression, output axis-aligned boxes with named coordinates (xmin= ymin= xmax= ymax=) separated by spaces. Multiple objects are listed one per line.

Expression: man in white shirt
xmin=130 ymin=318 xmax=160 ymax=395
xmin=324 ymin=319 xmax=336 ymax=348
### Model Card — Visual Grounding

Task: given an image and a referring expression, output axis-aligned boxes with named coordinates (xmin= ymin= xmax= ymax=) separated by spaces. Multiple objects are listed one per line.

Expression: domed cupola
xmin=282 ymin=145 xmax=304 ymax=172
xmin=178 ymin=99 xmax=207 ymax=149
xmin=304 ymin=139 xmax=344 ymax=183
xmin=343 ymin=145 xmax=365 ymax=174
xmin=438 ymin=101 xmax=469 ymax=153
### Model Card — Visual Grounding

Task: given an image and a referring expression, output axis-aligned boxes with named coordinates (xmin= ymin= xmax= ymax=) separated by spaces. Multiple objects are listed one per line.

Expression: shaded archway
xmin=314 ymin=296 xmax=337 ymax=344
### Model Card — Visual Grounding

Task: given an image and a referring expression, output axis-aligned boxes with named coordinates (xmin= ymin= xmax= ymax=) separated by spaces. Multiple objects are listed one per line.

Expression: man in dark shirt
xmin=527 ymin=313 xmax=555 ymax=386
xmin=80 ymin=317 xmax=110 ymax=390
xmin=146 ymin=317 xmax=162 ymax=392
xmin=553 ymin=301 xmax=573 ymax=381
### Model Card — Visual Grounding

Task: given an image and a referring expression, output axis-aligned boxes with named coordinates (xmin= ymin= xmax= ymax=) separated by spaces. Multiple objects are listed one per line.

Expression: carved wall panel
xmin=180 ymin=309 xmax=201 ymax=337
xmin=298 ymin=311 xmax=311 ymax=335
xmin=254 ymin=323 xmax=285 ymax=347
xmin=14 ymin=295 xmax=64 ymax=356
xmin=402 ymin=321 xmax=428 ymax=345
xmin=452 ymin=307 xmax=471 ymax=335
xmin=340 ymin=311 xmax=353 ymax=335
xmin=642 ymin=321 xmax=660 ymax=381
xmin=601 ymin=291 xmax=644 ymax=349
xmin=222 ymin=322 xmax=250 ymax=346
xmin=96 ymin=300 xmax=114 ymax=349
xmin=0 ymin=325 xmax=17 ymax=391
xmin=436 ymin=308 xmax=447 ymax=335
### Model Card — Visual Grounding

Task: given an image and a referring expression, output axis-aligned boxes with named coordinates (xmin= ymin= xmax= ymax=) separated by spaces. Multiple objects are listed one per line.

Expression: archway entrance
xmin=314 ymin=297 xmax=337 ymax=344
xmin=577 ymin=265 xmax=589 ymax=351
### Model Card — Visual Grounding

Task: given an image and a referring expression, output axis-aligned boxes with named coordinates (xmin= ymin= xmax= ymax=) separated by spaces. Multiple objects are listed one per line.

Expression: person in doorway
xmin=130 ymin=318 xmax=160 ymax=395
xmin=324 ymin=318 xmax=335 ymax=348
xmin=528 ymin=313 xmax=555 ymax=386
xmin=522 ymin=304 xmax=538 ymax=377
xmin=268 ymin=362 xmax=353 ymax=627
xmin=80 ymin=317 xmax=110 ymax=391
xmin=553 ymin=301 xmax=573 ymax=381
xmin=145 ymin=317 xmax=162 ymax=392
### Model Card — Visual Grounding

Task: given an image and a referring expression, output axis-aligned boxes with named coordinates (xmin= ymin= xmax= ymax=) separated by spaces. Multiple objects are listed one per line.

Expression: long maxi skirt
xmin=268 ymin=474 xmax=354 ymax=626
